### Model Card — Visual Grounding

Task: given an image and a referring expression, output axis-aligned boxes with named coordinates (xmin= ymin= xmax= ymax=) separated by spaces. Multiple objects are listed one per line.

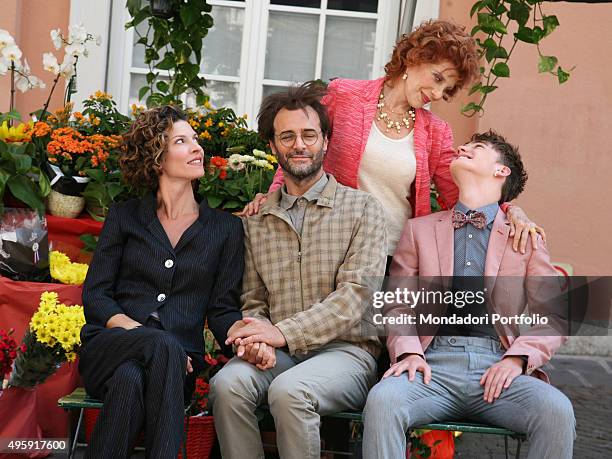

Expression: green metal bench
xmin=60 ymin=388 xmax=526 ymax=458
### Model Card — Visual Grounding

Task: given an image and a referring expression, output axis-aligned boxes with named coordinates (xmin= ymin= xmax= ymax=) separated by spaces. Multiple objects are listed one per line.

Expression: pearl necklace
xmin=376 ymin=92 xmax=416 ymax=134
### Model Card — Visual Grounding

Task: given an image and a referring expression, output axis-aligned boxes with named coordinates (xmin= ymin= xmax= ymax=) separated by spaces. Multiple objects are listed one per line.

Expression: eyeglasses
xmin=275 ymin=130 xmax=320 ymax=148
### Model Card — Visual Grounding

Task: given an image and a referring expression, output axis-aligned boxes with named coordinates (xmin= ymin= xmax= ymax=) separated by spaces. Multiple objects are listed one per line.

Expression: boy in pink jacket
xmin=363 ymin=130 xmax=575 ymax=458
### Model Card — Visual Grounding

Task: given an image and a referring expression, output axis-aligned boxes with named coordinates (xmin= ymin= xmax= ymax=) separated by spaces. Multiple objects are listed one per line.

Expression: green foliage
xmin=125 ymin=0 xmax=214 ymax=107
xmin=80 ymin=93 xmax=131 ymax=136
xmin=79 ymin=233 xmax=99 ymax=253
xmin=0 ymin=141 xmax=47 ymax=214
xmin=465 ymin=0 xmax=573 ymax=116
xmin=81 ymin=169 xmax=137 ymax=221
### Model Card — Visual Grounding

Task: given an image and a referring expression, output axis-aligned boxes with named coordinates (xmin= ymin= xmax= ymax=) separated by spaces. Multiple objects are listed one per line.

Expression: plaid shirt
xmin=241 ymin=174 xmax=386 ymax=357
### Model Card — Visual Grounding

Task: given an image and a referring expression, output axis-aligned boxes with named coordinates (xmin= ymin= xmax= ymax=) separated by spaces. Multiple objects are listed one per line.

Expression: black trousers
xmin=78 ymin=319 xmax=204 ymax=459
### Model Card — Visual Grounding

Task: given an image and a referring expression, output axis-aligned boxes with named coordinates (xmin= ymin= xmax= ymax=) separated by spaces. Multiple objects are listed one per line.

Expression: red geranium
xmin=0 ymin=329 xmax=25 ymax=380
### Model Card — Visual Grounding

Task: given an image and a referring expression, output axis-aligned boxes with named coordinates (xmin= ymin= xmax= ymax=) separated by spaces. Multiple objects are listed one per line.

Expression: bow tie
xmin=452 ymin=209 xmax=487 ymax=229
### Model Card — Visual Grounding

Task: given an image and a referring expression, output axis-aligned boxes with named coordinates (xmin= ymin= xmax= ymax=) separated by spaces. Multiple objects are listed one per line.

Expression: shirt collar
xmin=280 ymin=173 xmax=328 ymax=210
xmin=455 ymin=201 xmax=499 ymax=226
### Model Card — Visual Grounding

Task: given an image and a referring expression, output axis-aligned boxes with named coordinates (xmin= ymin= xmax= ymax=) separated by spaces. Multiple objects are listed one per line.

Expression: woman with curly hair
xmin=244 ymin=20 xmax=544 ymax=259
xmin=78 ymin=105 xmax=243 ymax=458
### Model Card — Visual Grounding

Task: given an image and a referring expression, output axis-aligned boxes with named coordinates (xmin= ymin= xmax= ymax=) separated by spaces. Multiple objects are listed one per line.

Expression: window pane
xmin=270 ymin=0 xmax=320 ymax=7
xmin=265 ymin=12 xmax=318 ymax=82
xmin=327 ymin=0 xmax=378 ymax=13
xmin=262 ymin=85 xmax=288 ymax=101
xmin=201 ymin=6 xmax=244 ymax=76
xmin=198 ymin=80 xmax=239 ymax=111
xmin=322 ymin=17 xmax=376 ymax=81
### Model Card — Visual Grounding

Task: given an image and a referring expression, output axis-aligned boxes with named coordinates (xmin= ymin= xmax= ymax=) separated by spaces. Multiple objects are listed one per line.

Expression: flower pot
xmin=178 ymin=415 xmax=216 ymax=459
xmin=47 ymin=189 xmax=85 ymax=218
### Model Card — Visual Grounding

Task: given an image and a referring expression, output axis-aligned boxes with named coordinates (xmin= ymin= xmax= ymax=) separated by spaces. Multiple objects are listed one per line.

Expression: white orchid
xmin=0 ymin=29 xmax=15 ymax=50
xmin=0 ymin=57 xmax=8 ymax=75
xmin=14 ymin=59 xmax=45 ymax=92
xmin=65 ymin=42 xmax=86 ymax=58
xmin=68 ymin=23 xmax=88 ymax=44
xmin=42 ymin=52 xmax=60 ymax=74
xmin=1 ymin=44 xmax=22 ymax=64
xmin=59 ymin=54 xmax=75 ymax=79
xmin=50 ymin=29 xmax=63 ymax=50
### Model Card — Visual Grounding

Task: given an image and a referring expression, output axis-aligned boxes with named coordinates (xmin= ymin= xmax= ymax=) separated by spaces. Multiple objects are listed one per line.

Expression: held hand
xmin=225 ymin=317 xmax=287 ymax=348
xmin=186 ymin=356 xmax=193 ymax=375
xmin=480 ymin=356 xmax=524 ymax=403
xmin=236 ymin=342 xmax=277 ymax=370
xmin=383 ymin=354 xmax=431 ymax=385
xmin=507 ymin=206 xmax=546 ymax=253
xmin=240 ymin=193 xmax=269 ymax=217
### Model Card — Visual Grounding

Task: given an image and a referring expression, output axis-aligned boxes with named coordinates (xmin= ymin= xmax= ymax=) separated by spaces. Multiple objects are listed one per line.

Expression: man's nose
xmin=294 ymin=134 xmax=307 ymax=150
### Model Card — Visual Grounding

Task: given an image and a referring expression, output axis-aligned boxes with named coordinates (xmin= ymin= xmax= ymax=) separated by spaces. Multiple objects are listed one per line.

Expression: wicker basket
xmin=178 ymin=415 xmax=216 ymax=459
xmin=47 ymin=189 xmax=85 ymax=218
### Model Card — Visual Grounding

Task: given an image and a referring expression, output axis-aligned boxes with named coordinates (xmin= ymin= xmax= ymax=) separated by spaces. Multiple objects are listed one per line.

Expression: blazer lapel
xmin=435 ymin=211 xmax=454 ymax=276
xmin=484 ymin=209 xmax=510 ymax=295
xmin=138 ymin=193 xmax=173 ymax=251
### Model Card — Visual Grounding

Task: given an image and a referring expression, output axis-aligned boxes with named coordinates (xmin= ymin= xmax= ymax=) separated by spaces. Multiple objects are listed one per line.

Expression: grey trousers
xmin=210 ymin=341 xmax=377 ymax=459
xmin=362 ymin=335 xmax=575 ymax=459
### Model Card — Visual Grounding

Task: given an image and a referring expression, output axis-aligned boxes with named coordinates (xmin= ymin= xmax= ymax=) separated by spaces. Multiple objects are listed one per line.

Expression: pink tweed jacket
xmin=269 ymin=77 xmax=459 ymax=217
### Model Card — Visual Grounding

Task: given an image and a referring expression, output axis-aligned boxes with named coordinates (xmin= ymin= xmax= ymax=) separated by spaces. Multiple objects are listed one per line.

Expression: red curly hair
xmin=385 ymin=20 xmax=480 ymax=98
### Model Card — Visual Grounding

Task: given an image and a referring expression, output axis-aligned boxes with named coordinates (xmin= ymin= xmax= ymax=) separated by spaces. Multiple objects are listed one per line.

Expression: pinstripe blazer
xmin=81 ymin=192 xmax=244 ymax=355
xmin=270 ymin=77 xmax=460 ymax=217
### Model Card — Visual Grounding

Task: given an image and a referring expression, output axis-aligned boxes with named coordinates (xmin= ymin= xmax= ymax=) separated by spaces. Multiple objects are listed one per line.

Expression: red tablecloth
xmin=0 ymin=277 xmax=83 ymax=440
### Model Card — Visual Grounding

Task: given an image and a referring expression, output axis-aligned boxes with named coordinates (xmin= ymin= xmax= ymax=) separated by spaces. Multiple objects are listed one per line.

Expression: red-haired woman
xmin=244 ymin=20 xmax=544 ymax=259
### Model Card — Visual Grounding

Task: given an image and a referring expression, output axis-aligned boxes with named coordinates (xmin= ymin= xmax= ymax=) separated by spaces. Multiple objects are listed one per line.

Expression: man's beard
xmin=277 ymin=147 xmax=325 ymax=183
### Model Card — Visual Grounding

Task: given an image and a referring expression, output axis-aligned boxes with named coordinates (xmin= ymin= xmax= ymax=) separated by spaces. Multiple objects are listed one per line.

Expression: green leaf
xmin=146 ymin=93 xmax=165 ymax=107
xmin=126 ymin=0 xmax=142 ymax=16
xmin=9 ymin=152 xmax=32 ymax=173
xmin=146 ymin=72 xmax=157 ymax=84
xmin=156 ymin=54 xmax=176 ymax=70
xmin=470 ymin=25 xmax=481 ymax=36
xmin=480 ymin=85 xmax=498 ymax=94
xmin=37 ymin=170 xmax=51 ymax=197
xmin=7 ymin=175 xmax=44 ymax=213
xmin=508 ymin=1 xmax=530 ymax=27
xmin=138 ymin=86 xmax=150 ymax=100
xmin=470 ymin=0 xmax=486 ymax=18
xmin=180 ymin=3 xmax=200 ymax=28
xmin=84 ymin=168 xmax=106 ymax=182
xmin=486 ymin=45 xmax=508 ymax=62
xmin=477 ymin=13 xmax=507 ymax=35
xmin=461 ymin=102 xmax=483 ymax=114
xmin=156 ymin=80 xmax=169 ymax=93
xmin=543 ymin=15 xmax=560 ymax=37
xmin=468 ymin=82 xmax=482 ymax=96
xmin=80 ymin=234 xmax=99 ymax=252
xmin=532 ymin=26 xmax=545 ymax=44
xmin=126 ymin=7 xmax=150 ymax=29
xmin=538 ymin=55 xmax=558 ymax=73
xmin=203 ymin=14 xmax=213 ymax=29
xmin=482 ymin=38 xmax=497 ymax=50
xmin=107 ymin=182 xmax=124 ymax=200
xmin=515 ymin=26 xmax=535 ymax=44
xmin=557 ymin=66 xmax=570 ymax=84
xmin=205 ymin=195 xmax=223 ymax=208
xmin=491 ymin=62 xmax=510 ymax=77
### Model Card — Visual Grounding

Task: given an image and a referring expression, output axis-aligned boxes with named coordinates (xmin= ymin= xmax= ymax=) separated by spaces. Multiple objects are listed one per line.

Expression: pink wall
xmin=0 ymin=0 xmax=70 ymax=117
xmin=438 ymin=0 xmax=612 ymax=275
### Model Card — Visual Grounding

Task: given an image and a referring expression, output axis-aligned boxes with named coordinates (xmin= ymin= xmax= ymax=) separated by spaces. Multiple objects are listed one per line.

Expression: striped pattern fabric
xmin=242 ymin=175 xmax=387 ymax=357
xmin=270 ymin=77 xmax=460 ymax=217
xmin=81 ymin=192 xmax=244 ymax=355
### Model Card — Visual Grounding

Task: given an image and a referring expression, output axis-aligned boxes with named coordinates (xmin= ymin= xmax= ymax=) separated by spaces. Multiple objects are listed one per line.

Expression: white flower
xmin=59 ymin=54 xmax=75 ymax=79
xmin=42 ymin=52 xmax=60 ymax=74
xmin=252 ymin=149 xmax=268 ymax=159
xmin=2 ymin=44 xmax=22 ymax=62
xmin=252 ymin=159 xmax=271 ymax=168
xmin=68 ymin=24 xmax=88 ymax=44
xmin=50 ymin=29 xmax=63 ymax=50
xmin=29 ymin=75 xmax=46 ymax=89
xmin=15 ymin=75 xmax=30 ymax=92
xmin=0 ymin=56 xmax=8 ymax=75
xmin=228 ymin=154 xmax=245 ymax=171
xmin=0 ymin=29 xmax=15 ymax=50
xmin=65 ymin=43 xmax=86 ymax=57
xmin=239 ymin=155 xmax=255 ymax=163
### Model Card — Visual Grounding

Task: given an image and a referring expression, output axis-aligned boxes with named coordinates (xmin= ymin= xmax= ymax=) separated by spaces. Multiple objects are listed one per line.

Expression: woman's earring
xmin=402 ymin=73 xmax=408 ymax=80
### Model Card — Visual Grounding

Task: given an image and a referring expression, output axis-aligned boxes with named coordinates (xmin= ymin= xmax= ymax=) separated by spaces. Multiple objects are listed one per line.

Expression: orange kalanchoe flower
xmin=210 ymin=156 xmax=228 ymax=168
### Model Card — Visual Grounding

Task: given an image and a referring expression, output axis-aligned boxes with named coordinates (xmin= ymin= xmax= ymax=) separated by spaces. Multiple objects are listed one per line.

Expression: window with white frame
xmin=103 ymin=0 xmax=441 ymax=119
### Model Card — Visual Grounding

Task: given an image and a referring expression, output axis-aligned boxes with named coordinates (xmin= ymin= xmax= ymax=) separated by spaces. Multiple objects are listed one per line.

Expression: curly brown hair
xmin=470 ymin=130 xmax=528 ymax=203
xmin=120 ymin=105 xmax=187 ymax=189
xmin=385 ymin=19 xmax=480 ymax=98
